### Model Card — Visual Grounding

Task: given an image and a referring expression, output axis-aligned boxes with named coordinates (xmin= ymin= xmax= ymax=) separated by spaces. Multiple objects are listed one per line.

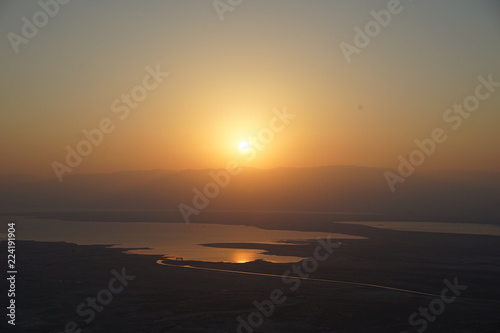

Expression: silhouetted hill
xmin=1 ymin=166 xmax=498 ymax=223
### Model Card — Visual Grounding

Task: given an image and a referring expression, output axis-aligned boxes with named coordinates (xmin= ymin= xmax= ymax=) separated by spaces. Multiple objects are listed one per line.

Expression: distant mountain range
xmin=1 ymin=166 xmax=499 ymax=223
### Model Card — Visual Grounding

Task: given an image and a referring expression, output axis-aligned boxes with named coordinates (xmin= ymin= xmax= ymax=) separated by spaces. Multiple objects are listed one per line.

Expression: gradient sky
xmin=1 ymin=0 xmax=499 ymax=177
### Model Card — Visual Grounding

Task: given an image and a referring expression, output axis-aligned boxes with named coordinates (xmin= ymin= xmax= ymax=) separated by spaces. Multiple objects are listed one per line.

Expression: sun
xmin=238 ymin=140 xmax=250 ymax=152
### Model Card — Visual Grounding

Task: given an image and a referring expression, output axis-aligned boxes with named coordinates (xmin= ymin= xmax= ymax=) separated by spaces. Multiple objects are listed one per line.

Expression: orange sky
xmin=1 ymin=1 xmax=499 ymax=178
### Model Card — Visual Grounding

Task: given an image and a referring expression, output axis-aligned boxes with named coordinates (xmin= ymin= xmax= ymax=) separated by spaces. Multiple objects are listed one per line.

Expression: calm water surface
xmin=14 ymin=218 xmax=365 ymax=263
xmin=336 ymin=221 xmax=500 ymax=236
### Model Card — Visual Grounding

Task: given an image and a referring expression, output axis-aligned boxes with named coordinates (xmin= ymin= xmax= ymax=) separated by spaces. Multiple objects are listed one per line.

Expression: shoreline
xmin=2 ymin=234 xmax=500 ymax=332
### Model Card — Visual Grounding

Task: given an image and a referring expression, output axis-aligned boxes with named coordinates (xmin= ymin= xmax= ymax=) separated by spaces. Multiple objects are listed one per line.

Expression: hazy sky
xmin=1 ymin=0 xmax=499 ymax=177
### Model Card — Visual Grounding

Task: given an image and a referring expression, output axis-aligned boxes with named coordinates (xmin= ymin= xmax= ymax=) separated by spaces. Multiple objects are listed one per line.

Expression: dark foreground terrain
xmin=1 ymin=215 xmax=500 ymax=333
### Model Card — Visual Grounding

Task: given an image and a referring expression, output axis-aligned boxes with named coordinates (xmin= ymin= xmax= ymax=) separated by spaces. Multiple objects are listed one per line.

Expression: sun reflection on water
xmin=231 ymin=249 xmax=258 ymax=263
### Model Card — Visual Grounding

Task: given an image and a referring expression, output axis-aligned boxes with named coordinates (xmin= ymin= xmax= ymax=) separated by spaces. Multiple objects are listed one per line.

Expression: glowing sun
xmin=238 ymin=140 xmax=250 ymax=151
